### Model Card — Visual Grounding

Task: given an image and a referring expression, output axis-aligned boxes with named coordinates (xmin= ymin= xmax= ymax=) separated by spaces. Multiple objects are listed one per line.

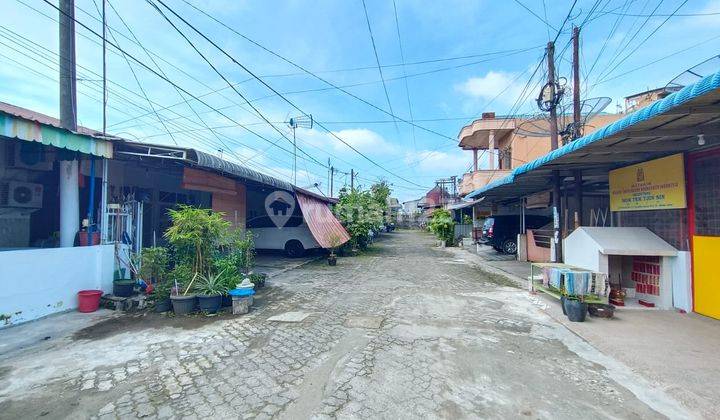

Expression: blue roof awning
xmin=467 ymin=69 xmax=720 ymax=201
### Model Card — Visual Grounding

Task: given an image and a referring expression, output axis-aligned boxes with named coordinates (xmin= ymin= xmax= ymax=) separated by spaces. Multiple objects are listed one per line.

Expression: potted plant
xmin=564 ymin=296 xmax=588 ymax=322
xmin=170 ymin=270 xmax=198 ymax=316
xmin=152 ymin=281 xmax=173 ymax=312
xmin=249 ymin=272 xmax=266 ymax=289
xmin=195 ymin=270 xmax=227 ymax=314
xmin=139 ymin=247 xmax=169 ymax=285
xmin=327 ymin=234 xmax=342 ymax=266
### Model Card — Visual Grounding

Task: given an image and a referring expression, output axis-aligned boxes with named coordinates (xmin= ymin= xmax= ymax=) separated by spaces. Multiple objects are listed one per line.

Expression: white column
xmin=472 ymin=148 xmax=478 ymax=172
xmin=59 ymin=159 xmax=79 ymax=247
xmin=100 ymin=158 xmax=109 ymax=243
xmin=488 ymin=130 xmax=495 ymax=170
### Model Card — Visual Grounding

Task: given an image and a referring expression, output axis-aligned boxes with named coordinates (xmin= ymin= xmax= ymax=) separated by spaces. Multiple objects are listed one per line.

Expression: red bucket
xmin=77 ymin=290 xmax=103 ymax=313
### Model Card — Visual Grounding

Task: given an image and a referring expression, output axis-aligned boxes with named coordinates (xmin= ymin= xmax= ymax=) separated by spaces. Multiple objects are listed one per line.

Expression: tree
xmin=334 ymin=182 xmax=389 ymax=250
xmin=428 ymin=208 xmax=454 ymax=244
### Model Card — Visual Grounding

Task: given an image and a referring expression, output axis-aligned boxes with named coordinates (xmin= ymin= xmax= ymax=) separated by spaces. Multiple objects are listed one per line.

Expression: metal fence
xmin=454 ymin=224 xmax=473 ymax=240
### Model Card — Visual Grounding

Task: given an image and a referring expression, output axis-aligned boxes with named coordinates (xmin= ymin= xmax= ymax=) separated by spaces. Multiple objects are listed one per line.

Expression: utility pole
xmin=572 ymin=26 xmax=581 ymax=141
xmin=330 ymin=166 xmax=335 ymax=197
xmin=547 ymin=41 xmax=562 ymax=262
xmin=350 ymin=169 xmax=355 ymax=191
xmin=547 ymin=41 xmax=559 ymax=151
xmin=572 ymin=26 xmax=583 ymax=227
xmin=59 ymin=0 xmax=79 ymax=247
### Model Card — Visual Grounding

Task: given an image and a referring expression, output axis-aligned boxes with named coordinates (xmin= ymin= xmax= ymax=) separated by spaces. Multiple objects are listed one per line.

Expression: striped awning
xmin=0 ymin=112 xmax=113 ymax=158
xmin=296 ymin=192 xmax=350 ymax=249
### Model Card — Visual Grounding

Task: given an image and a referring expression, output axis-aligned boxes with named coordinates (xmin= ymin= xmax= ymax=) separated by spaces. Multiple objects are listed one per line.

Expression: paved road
xmin=0 ymin=230 xmax=677 ymax=419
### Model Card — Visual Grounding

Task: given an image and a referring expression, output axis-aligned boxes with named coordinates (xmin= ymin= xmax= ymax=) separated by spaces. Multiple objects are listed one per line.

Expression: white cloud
xmin=403 ymin=148 xmax=469 ymax=173
xmin=298 ymin=128 xmax=398 ymax=155
xmin=455 ymin=70 xmax=523 ymax=102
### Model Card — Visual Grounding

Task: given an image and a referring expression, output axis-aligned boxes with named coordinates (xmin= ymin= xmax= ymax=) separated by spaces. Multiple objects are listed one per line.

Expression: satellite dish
xmin=666 ymin=55 xmax=720 ymax=90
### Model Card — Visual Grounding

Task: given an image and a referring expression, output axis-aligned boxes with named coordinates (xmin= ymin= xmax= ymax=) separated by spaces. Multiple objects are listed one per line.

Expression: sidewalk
xmin=452 ymin=243 xmax=720 ymax=419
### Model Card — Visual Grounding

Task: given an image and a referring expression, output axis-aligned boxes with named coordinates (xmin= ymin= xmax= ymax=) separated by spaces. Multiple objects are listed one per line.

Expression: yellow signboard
xmin=609 ymin=153 xmax=686 ymax=212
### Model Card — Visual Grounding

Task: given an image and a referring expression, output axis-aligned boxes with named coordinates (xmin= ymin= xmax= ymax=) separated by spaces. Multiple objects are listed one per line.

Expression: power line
xmin=174 ymin=0 xmax=496 ymax=145
xmin=150 ymin=0 xmax=431 ymax=189
xmin=0 ymin=21 xmax=330 ymax=183
xmin=391 ymin=0 xmax=418 ymax=168
xmin=107 ymin=45 xmax=539 ymax=133
xmin=41 ymin=0 xmax=334 ymax=175
xmin=596 ymin=0 xmax=690 ymax=85
xmin=361 ymin=0 xmax=399 ymax=135
xmin=513 ymin=0 xmax=559 ymax=32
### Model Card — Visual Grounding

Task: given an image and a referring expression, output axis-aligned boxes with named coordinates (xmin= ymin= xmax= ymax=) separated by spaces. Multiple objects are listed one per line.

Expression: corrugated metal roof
xmin=0 ymin=101 xmax=100 ymax=137
xmin=191 ymin=149 xmax=294 ymax=192
xmin=467 ymin=69 xmax=720 ymax=201
xmin=0 ymin=103 xmax=113 ymax=158
xmin=296 ymin=191 xmax=350 ymax=249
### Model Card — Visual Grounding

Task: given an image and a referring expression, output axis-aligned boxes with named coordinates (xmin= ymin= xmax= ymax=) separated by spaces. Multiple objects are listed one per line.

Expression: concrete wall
xmin=563 ymin=230 xmax=602 ymax=271
xmin=0 ymin=245 xmax=114 ymax=328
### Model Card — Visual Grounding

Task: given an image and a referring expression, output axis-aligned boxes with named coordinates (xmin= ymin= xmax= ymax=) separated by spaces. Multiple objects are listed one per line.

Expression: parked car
xmin=481 ymin=215 xmax=552 ymax=254
xmin=248 ymin=214 xmax=320 ymax=257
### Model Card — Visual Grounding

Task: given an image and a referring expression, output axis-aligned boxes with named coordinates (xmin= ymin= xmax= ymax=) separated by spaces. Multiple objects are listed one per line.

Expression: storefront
xmin=464 ymin=68 xmax=720 ymax=319
xmin=687 ymin=148 xmax=720 ymax=319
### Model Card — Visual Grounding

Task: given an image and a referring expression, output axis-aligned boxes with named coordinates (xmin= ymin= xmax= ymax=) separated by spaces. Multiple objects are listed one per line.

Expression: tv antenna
xmin=287 ymin=114 xmax=313 ymax=185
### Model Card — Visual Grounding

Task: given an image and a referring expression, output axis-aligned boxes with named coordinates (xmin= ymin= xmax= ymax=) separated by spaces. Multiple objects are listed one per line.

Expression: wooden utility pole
xmin=572 ymin=26 xmax=581 ymax=140
xmin=547 ymin=41 xmax=559 ymax=151
xmin=59 ymin=0 xmax=79 ymax=247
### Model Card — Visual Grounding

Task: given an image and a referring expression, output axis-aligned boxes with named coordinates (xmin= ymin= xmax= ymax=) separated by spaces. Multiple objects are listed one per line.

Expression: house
xmin=457 ymin=111 xmax=621 ymax=196
xmin=0 ymin=102 xmax=349 ymax=327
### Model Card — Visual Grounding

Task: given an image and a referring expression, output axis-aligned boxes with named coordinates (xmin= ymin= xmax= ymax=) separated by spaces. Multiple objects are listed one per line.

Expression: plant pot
xmin=154 ymin=298 xmax=172 ymax=313
xmin=197 ymin=294 xmax=222 ymax=314
xmin=560 ymin=296 xmax=568 ymax=315
xmin=565 ymin=299 xmax=588 ymax=322
xmin=170 ymin=294 xmax=197 ymax=315
xmin=78 ymin=231 xmax=101 ymax=246
xmin=113 ymin=280 xmax=135 ymax=297
xmin=328 ymin=255 xmax=337 ymax=266
xmin=222 ymin=294 xmax=233 ymax=307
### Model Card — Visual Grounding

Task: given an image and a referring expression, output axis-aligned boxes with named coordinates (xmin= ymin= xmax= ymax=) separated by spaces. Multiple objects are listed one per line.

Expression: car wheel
xmin=502 ymin=239 xmax=517 ymax=254
xmin=284 ymin=240 xmax=305 ymax=258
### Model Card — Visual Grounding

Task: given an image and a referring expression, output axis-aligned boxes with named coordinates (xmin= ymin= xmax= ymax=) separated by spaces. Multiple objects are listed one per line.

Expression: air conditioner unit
xmin=0 ymin=181 xmax=44 ymax=208
xmin=8 ymin=142 xmax=53 ymax=171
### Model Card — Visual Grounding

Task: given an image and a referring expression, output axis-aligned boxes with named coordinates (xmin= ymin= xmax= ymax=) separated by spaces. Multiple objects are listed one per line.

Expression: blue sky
xmin=2 ymin=0 xmax=719 ymax=201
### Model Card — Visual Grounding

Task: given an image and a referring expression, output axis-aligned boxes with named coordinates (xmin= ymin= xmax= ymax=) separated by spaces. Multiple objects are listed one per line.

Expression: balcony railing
xmin=459 ymin=170 xmax=511 ymax=196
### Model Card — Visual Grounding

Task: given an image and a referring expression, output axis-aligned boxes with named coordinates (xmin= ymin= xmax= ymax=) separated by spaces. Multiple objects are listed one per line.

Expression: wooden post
xmin=574 ymin=170 xmax=583 ymax=227
xmin=572 ymin=26 xmax=581 ymax=141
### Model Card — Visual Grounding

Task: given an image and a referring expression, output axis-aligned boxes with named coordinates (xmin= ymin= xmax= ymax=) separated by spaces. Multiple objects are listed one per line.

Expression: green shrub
xmin=428 ymin=209 xmax=455 ymax=244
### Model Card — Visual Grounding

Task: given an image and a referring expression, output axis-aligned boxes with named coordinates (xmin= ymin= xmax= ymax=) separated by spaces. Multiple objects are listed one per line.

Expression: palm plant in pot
xmin=195 ymin=269 xmax=227 ymax=314
xmin=164 ymin=206 xmax=231 ymax=316
xmin=327 ymin=233 xmax=343 ymax=266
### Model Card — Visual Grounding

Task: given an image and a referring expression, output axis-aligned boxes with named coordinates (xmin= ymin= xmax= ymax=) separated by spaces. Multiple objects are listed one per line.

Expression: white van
xmin=246 ymin=191 xmax=320 ymax=257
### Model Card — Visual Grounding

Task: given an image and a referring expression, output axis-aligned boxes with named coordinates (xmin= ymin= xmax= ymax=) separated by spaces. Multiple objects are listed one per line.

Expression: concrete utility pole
xmin=59 ymin=0 xmax=79 ymax=247
xmin=350 ymin=169 xmax=355 ymax=191
xmin=330 ymin=166 xmax=335 ymax=197
xmin=547 ymin=41 xmax=562 ymax=262
xmin=572 ymin=26 xmax=583 ymax=227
